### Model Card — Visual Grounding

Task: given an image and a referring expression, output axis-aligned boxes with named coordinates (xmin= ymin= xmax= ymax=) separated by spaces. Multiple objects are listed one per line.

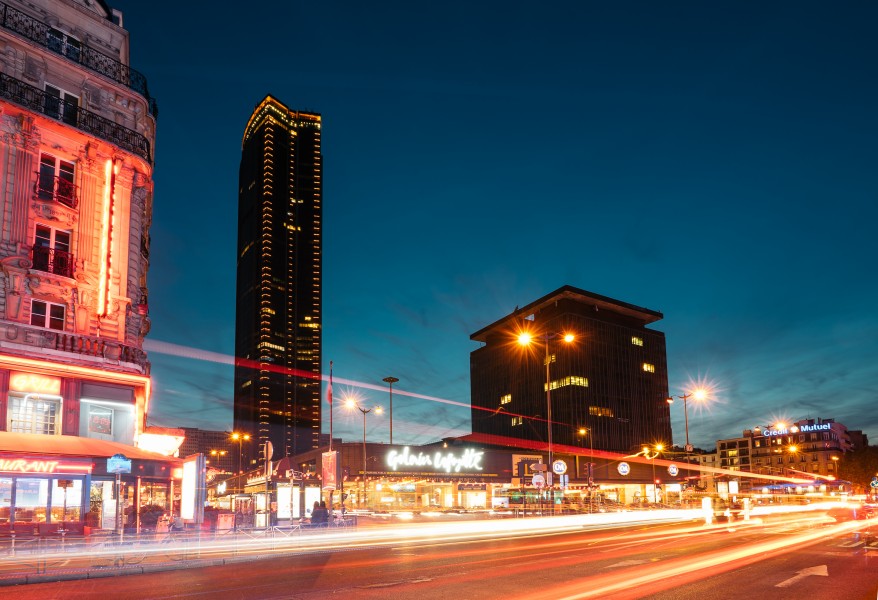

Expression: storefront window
xmin=80 ymin=400 xmax=134 ymax=444
xmin=7 ymin=394 xmax=62 ymax=434
xmin=50 ymin=479 xmax=82 ymax=523
xmin=0 ymin=478 xmax=11 ymax=523
xmin=79 ymin=384 xmax=135 ymax=444
xmin=14 ymin=478 xmax=48 ymax=522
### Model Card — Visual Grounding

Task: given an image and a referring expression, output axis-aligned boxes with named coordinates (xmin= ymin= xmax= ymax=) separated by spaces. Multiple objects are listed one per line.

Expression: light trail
xmin=535 ymin=515 xmax=878 ymax=600
xmin=0 ymin=504 xmax=855 ymax=578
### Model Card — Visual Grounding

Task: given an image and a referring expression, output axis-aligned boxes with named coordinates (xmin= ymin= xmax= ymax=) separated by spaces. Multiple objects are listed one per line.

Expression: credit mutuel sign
xmin=763 ymin=423 xmax=831 ymax=436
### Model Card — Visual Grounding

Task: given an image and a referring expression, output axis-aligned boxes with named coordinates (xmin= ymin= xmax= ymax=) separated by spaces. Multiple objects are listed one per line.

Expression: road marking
xmin=775 ymin=565 xmax=828 ymax=588
xmin=838 ymin=540 xmax=866 ymax=548
xmin=605 ymin=559 xmax=649 ymax=569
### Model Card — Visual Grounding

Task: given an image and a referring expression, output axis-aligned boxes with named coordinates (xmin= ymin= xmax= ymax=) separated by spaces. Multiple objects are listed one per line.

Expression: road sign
xmin=530 ymin=463 xmax=548 ymax=472
xmin=532 ymin=474 xmax=545 ymax=488
xmin=685 ymin=444 xmax=693 ymax=453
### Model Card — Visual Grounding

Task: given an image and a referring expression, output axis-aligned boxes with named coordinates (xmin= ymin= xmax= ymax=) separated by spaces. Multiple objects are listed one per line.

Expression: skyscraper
xmin=470 ymin=286 xmax=672 ymax=453
xmin=234 ymin=96 xmax=322 ymax=466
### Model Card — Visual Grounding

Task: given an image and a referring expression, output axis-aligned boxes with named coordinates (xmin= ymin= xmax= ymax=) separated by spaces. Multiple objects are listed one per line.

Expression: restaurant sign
xmin=0 ymin=458 xmax=92 ymax=474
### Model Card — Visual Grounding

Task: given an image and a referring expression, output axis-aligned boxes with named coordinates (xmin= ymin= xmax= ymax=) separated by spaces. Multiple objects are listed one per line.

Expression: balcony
xmin=1 ymin=321 xmax=149 ymax=373
xmin=34 ymin=173 xmax=78 ymax=208
xmin=0 ymin=1 xmax=158 ymax=118
xmin=31 ymin=245 xmax=74 ymax=278
xmin=0 ymin=72 xmax=151 ymax=162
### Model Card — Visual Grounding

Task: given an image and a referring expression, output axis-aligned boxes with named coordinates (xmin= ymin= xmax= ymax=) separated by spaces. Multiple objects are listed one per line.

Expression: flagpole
xmin=328 ymin=361 xmax=333 ymax=452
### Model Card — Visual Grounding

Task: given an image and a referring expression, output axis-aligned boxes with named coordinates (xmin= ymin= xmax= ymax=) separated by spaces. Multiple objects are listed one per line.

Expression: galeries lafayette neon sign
xmin=386 ymin=447 xmax=484 ymax=473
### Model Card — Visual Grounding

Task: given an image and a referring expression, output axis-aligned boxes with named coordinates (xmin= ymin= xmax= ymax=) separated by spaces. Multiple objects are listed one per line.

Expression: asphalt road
xmin=6 ymin=512 xmax=878 ymax=599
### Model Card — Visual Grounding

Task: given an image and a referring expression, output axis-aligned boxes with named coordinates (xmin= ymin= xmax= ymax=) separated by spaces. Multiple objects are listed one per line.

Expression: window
xmin=500 ymin=394 xmax=511 ymax=405
xmin=631 ymin=336 xmax=643 ymax=346
xmin=642 ymin=363 xmax=655 ymax=373
xmin=511 ymin=416 xmax=522 ymax=426
xmin=544 ymin=376 xmax=588 ymax=391
xmin=32 ymin=225 xmax=73 ymax=277
xmin=8 ymin=394 xmax=61 ymax=434
xmin=30 ymin=300 xmax=65 ymax=330
xmin=589 ymin=406 xmax=614 ymax=417
xmin=37 ymin=153 xmax=77 ymax=208
xmin=47 ymin=27 xmax=81 ymax=62
xmin=44 ymin=84 xmax=79 ymax=126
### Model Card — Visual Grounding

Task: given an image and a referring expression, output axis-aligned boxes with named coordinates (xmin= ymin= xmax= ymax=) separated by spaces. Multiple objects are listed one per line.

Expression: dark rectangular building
xmin=470 ymin=286 xmax=671 ymax=453
xmin=234 ymin=96 xmax=323 ymax=463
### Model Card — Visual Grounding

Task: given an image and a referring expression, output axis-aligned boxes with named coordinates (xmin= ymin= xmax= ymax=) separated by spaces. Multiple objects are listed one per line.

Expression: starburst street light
xmin=345 ymin=397 xmax=383 ymax=509
xmin=641 ymin=444 xmax=664 ymax=504
xmin=517 ymin=329 xmax=575 ymax=488
xmin=667 ymin=387 xmax=710 ymax=490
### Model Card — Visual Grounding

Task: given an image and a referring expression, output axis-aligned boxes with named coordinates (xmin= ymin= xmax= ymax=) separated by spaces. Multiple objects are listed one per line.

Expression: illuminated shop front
xmin=0 ymin=433 xmax=180 ymax=534
xmin=284 ymin=442 xmax=508 ymax=513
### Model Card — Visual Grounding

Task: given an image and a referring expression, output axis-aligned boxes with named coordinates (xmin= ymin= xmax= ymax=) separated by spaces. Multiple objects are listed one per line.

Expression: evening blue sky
xmin=114 ymin=1 xmax=877 ymax=451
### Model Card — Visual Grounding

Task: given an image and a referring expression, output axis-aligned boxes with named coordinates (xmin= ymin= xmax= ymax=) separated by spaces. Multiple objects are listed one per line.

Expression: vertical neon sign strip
xmin=98 ymin=160 xmax=117 ymax=316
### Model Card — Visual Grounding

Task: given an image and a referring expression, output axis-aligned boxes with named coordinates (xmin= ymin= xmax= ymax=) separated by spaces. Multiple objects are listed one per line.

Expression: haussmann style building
xmin=0 ymin=0 xmax=182 ymax=536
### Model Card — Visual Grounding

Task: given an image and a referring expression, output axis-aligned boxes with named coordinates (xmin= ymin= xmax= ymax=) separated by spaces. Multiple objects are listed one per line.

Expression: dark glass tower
xmin=234 ymin=96 xmax=322 ymax=465
xmin=470 ymin=286 xmax=671 ymax=454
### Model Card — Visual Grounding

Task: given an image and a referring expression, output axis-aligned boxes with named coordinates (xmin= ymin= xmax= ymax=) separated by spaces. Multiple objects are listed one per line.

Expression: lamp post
xmin=642 ymin=444 xmax=664 ymax=504
xmin=209 ymin=449 xmax=228 ymax=471
xmin=667 ymin=388 xmax=708 ymax=490
xmin=518 ymin=330 xmax=574 ymax=485
xmin=345 ymin=399 xmax=382 ymax=510
xmin=579 ymin=427 xmax=594 ymax=513
xmin=382 ymin=376 xmax=399 ymax=445
xmin=230 ymin=432 xmax=251 ymax=491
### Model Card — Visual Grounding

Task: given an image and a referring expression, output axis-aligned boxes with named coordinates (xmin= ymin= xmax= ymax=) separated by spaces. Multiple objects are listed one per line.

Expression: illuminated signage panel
xmin=0 ymin=458 xmax=91 ymax=474
xmin=9 ymin=372 xmax=61 ymax=395
xmin=386 ymin=447 xmax=484 ymax=473
xmin=763 ymin=423 xmax=831 ymax=436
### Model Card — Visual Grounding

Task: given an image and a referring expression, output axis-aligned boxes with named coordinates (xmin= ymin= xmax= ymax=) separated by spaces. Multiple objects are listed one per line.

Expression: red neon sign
xmin=0 ymin=459 xmax=92 ymax=474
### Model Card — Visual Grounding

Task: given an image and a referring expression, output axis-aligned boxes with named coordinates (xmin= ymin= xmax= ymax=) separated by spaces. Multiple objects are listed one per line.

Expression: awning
xmin=0 ymin=432 xmax=181 ymax=463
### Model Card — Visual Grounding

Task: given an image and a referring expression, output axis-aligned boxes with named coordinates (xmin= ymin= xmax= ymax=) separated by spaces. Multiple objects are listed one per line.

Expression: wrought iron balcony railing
xmin=34 ymin=172 xmax=78 ymax=208
xmin=0 ymin=72 xmax=151 ymax=162
xmin=31 ymin=245 xmax=74 ymax=278
xmin=0 ymin=1 xmax=158 ymax=118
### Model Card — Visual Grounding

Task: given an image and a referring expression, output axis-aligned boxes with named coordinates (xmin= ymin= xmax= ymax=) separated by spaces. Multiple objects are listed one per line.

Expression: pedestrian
xmin=312 ymin=501 xmax=329 ymax=526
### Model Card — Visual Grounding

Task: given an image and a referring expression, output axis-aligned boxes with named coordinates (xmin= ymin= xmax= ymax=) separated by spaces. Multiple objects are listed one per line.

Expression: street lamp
xmin=667 ymin=388 xmax=708 ymax=488
xmin=345 ymin=398 xmax=383 ymax=510
xmin=518 ymin=330 xmax=575 ymax=485
xmin=579 ymin=427 xmax=595 ymax=513
xmin=382 ymin=376 xmax=399 ymax=445
xmin=641 ymin=444 xmax=664 ymax=504
xmin=230 ymin=432 xmax=251 ymax=491
xmin=209 ymin=449 xmax=228 ymax=469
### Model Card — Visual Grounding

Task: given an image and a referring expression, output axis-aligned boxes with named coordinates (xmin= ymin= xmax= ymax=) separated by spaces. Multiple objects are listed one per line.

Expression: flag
xmin=327 ymin=360 xmax=333 ymax=406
